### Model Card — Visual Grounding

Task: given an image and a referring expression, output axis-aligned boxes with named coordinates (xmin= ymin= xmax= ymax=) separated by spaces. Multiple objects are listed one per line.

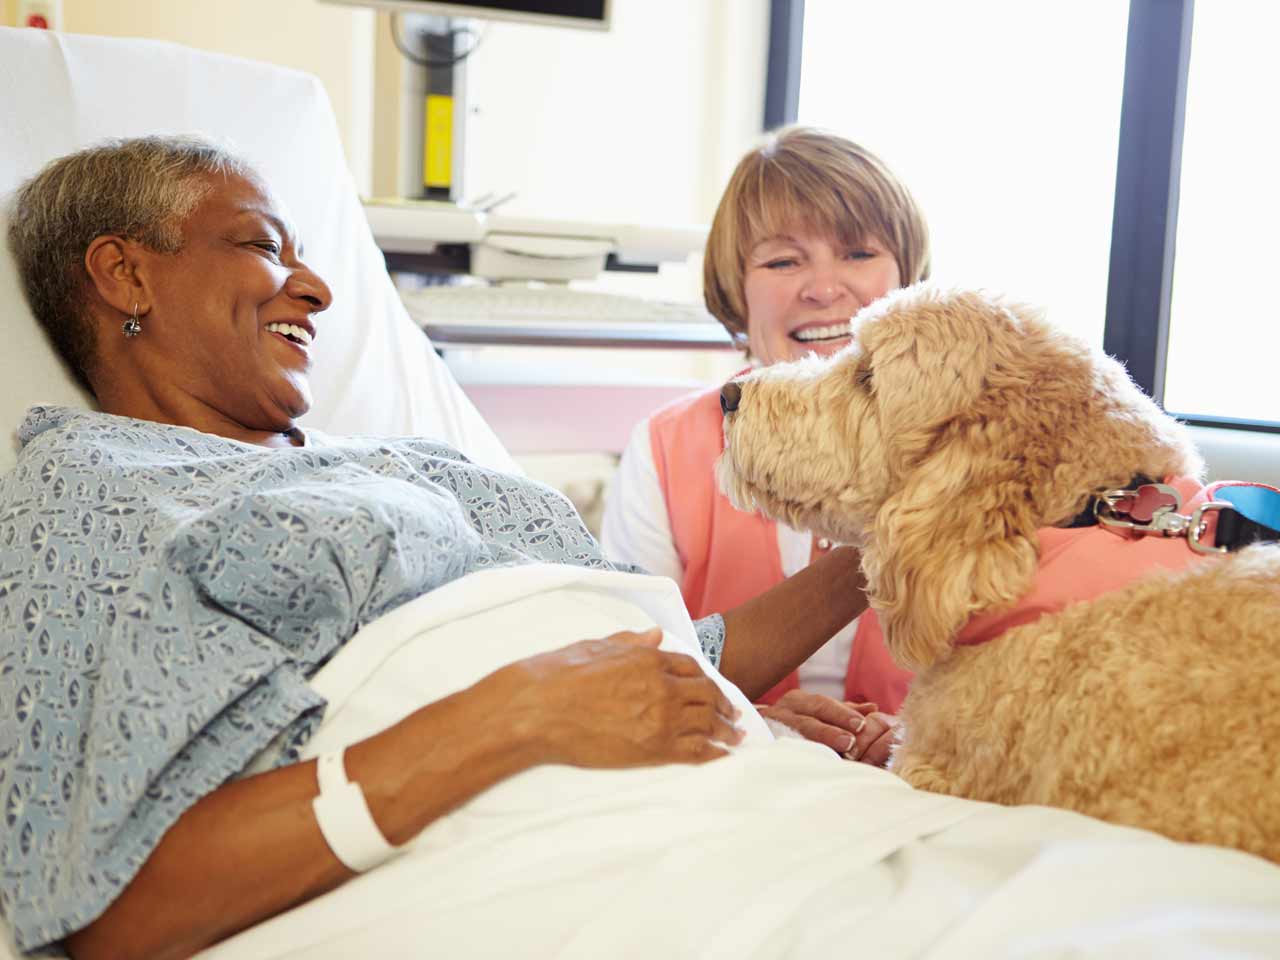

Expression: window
xmin=779 ymin=0 xmax=1280 ymax=430
xmin=1163 ymin=2 xmax=1280 ymax=424
xmin=796 ymin=0 xmax=1129 ymax=346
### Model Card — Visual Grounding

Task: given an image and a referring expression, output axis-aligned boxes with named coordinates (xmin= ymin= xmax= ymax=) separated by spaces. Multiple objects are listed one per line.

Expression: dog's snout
xmin=720 ymin=381 xmax=742 ymax=415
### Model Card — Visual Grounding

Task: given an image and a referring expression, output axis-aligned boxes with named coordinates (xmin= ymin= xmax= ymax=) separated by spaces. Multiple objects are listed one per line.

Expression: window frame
xmin=768 ymin=0 xmax=1273 ymax=434
xmin=764 ymin=0 xmax=804 ymax=130
xmin=1102 ymin=0 xmax=1193 ymax=410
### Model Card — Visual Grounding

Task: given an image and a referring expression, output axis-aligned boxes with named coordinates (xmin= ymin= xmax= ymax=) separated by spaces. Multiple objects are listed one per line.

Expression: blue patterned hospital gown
xmin=0 ymin=406 xmax=726 ymax=953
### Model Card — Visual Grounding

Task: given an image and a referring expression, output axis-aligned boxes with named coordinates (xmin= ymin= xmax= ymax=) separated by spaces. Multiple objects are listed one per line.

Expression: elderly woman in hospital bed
xmin=2 ymin=27 xmax=1279 ymax=960
xmin=3 ymin=133 xmax=885 ymax=958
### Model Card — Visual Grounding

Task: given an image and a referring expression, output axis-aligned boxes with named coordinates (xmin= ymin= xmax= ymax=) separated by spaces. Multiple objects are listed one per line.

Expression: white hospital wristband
xmin=312 ymin=749 xmax=401 ymax=873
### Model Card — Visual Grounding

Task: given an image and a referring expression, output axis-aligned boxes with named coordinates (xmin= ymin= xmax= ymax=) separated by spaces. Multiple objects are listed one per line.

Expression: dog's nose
xmin=720 ymin=381 xmax=742 ymax=415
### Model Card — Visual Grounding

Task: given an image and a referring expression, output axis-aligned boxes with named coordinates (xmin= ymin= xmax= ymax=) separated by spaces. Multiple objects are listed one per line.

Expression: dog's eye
xmin=855 ymin=366 xmax=873 ymax=388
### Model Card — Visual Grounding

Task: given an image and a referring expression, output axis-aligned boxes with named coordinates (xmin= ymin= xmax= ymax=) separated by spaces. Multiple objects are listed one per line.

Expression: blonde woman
xmin=603 ymin=127 xmax=929 ymax=752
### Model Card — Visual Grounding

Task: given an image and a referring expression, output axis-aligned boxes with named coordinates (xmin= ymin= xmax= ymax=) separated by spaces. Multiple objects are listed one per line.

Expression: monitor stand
xmin=392 ymin=13 xmax=471 ymax=205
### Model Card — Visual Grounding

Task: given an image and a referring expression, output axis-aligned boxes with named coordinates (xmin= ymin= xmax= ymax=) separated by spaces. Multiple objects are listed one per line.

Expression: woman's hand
xmin=496 ymin=627 xmax=745 ymax=767
xmin=850 ymin=707 xmax=898 ymax=768
xmin=66 ymin=627 xmax=740 ymax=960
xmin=759 ymin=691 xmax=898 ymax=766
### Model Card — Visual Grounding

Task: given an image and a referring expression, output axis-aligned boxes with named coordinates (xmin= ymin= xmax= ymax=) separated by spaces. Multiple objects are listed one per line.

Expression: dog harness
xmin=954 ymin=476 xmax=1280 ymax=647
xmin=1094 ymin=478 xmax=1280 ymax=553
xmin=846 ymin=477 xmax=1280 ymax=695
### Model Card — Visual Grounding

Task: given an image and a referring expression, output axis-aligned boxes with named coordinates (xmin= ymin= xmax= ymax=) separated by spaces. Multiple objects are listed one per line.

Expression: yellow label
xmin=424 ymin=94 xmax=453 ymax=190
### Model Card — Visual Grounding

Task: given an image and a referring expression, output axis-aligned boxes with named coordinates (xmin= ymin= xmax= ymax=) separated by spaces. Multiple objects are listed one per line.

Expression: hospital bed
xmin=2 ymin=26 xmax=1280 ymax=960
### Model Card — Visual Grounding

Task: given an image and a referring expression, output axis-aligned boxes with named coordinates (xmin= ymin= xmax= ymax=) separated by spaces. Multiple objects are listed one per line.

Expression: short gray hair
xmin=6 ymin=135 xmax=256 ymax=392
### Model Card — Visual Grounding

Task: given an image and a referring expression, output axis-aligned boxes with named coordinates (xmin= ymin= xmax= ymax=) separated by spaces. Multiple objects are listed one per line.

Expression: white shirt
xmin=602 ymin=418 xmax=855 ymax=698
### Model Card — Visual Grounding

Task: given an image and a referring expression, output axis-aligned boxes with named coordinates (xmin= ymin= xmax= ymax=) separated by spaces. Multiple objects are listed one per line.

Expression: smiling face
xmin=96 ymin=172 xmax=333 ymax=441
xmin=742 ymin=229 xmax=901 ymax=365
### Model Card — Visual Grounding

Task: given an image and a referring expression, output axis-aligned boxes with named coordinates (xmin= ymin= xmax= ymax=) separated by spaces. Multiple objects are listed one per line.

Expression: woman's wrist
xmin=480 ymin=658 xmax=577 ymax=767
xmin=343 ymin=675 xmax=549 ymax=847
xmin=312 ymin=750 xmax=402 ymax=872
xmin=719 ymin=545 xmax=866 ymax=700
xmin=64 ymin=675 xmax=552 ymax=960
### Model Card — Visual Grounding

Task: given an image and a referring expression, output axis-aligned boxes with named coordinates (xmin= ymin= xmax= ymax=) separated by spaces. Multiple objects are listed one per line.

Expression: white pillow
xmin=0 ymin=27 xmax=515 ymax=475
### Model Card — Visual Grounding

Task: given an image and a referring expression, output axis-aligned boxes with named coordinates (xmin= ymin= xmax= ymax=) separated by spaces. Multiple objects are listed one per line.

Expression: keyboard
xmin=398 ymin=284 xmax=717 ymax=326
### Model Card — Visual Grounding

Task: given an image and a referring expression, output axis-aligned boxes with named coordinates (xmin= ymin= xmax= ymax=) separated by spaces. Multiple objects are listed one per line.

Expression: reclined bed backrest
xmin=0 ymin=26 xmax=515 ymax=475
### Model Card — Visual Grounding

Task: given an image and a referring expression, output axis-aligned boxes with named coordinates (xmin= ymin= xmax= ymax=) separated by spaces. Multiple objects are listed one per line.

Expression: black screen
xmin=417 ymin=0 xmax=605 ymax=20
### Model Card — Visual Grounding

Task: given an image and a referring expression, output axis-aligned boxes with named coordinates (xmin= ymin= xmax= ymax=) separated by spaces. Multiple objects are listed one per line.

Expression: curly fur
xmin=717 ymin=284 xmax=1280 ymax=862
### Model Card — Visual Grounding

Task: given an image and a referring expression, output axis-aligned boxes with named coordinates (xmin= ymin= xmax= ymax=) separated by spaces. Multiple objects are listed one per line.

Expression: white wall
xmin=371 ymin=0 xmax=773 ymax=483
xmin=373 ymin=0 xmax=768 ymax=225
xmin=372 ymin=0 xmax=769 ymax=406
xmin=2 ymin=0 xmax=377 ymax=195
xmin=5 ymin=1 xmax=769 ymax=243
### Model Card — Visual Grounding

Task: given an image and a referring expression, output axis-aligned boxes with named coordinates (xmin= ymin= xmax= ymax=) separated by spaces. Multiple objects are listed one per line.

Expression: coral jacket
xmin=849 ymin=476 xmax=1212 ymax=711
xmin=650 ymin=384 xmax=894 ymax=706
xmin=844 ymin=619 xmax=914 ymax=715
xmin=649 ymin=384 xmax=797 ymax=703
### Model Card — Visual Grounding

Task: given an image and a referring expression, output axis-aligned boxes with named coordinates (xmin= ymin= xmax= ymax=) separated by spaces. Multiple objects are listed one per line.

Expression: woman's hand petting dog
xmin=758 ymin=690 xmax=898 ymax=766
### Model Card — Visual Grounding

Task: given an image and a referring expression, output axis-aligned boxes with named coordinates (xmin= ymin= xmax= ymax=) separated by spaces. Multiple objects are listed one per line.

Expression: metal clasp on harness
xmin=1186 ymin=501 xmax=1232 ymax=556
xmin=1094 ymin=483 xmax=1229 ymax=555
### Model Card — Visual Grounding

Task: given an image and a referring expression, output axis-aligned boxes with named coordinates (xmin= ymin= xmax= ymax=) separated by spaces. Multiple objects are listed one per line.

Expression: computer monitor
xmin=320 ymin=0 xmax=609 ymax=31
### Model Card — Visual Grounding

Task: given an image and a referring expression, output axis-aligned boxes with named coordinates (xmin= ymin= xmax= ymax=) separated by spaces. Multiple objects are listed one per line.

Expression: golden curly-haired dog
xmin=717 ymin=284 xmax=1280 ymax=862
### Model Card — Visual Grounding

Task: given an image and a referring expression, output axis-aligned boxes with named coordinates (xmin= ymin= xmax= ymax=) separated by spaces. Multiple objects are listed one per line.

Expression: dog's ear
xmin=856 ymin=291 xmax=1053 ymax=670
xmin=864 ymin=423 xmax=1042 ymax=671
xmin=851 ymin=286 xmax=1201 ymax=670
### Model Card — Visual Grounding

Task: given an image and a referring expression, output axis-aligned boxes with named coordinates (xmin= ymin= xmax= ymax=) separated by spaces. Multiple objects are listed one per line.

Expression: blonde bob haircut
xmin=703 ymin=126 xmax=931 ymax=345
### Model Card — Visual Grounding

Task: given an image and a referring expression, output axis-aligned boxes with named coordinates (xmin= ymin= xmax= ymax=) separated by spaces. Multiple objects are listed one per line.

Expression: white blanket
xmin=4 ymin=565 xmax=1278 ymax=958
xmin=200 ymin=565 xmax=1280 ymax=959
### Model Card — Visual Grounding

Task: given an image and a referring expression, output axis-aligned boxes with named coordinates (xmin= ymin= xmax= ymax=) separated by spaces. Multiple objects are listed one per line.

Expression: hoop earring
xmin=122 ymin=303 xmax=142 ymax=338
